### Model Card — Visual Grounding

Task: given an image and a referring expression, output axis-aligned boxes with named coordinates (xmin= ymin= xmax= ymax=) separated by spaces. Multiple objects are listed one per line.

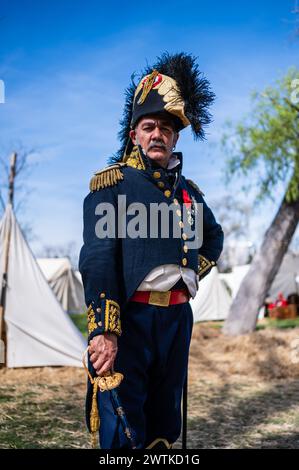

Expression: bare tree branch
xmin=39 ymin=242 xmax=79 ymax=268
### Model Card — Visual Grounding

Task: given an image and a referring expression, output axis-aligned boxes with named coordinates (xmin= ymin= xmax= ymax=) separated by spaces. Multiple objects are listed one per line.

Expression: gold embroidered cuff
xmin=87 ymin=298 xmax=121 ymax=340
xmin=104 ymin=299 xmax=121 ymax=336
xmin=198 ymin=254 xmax=216 ymax=280
xmin=87 ymin=305 xmax=98 ymax=336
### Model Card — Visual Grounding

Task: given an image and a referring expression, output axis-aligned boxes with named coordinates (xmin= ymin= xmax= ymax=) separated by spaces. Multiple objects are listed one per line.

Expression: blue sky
xmin=0 ymin=0 xmax=298 ymax=262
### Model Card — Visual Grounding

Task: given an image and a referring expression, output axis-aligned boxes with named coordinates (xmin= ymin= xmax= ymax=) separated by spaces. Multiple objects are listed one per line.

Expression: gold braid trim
xmin=89 ymin=163 xmax=126 ymax=191
xmin=87 ymin=305 xmax=97 ymax=336
xmin=137 ymin=69 xmax=159 ymax=105
xmin=104 ymin=299 xmax=121 ymax=336
xmin=87 ymin=298 xmax=121 ymax=338
xmin=146 ymin=438 xmax=173 ymax=449
xmin=125 ymin=145 xmax=146 ymax=170
xmin=198 ymin=254 xmax=216 ymax=277
xmin=186 ymin=178 xmax=205 ymax=196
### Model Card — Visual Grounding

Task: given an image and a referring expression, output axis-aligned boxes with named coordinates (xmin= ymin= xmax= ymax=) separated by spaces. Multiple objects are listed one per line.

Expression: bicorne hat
xmin=110 ymin=52 xmax=215 ymax=163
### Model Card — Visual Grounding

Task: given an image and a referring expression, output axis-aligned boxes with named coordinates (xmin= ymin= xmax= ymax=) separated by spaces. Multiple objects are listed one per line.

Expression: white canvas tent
xmin=0 ymin=205 xmax=86 ymax=368
xmin=269 ymin=252 xmax=299 ymax=299
xmin=219 ymin=265 xmax=250 ymax=298
xmin=220 ymin=251 xmax=299 ymax=302
xmin=37 ymin=258 xmax=85 ymax=314
xmin=190 ymin=267 xmax=232 ymax=321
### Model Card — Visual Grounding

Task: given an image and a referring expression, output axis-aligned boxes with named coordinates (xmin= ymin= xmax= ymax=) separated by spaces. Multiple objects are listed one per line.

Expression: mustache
xmin=148 ymin=141 xmax=167 ymax=151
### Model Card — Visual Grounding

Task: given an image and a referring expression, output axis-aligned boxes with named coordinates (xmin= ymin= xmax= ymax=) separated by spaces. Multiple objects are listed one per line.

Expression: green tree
xmin=222 ymin=68 xmax=299 ymax=336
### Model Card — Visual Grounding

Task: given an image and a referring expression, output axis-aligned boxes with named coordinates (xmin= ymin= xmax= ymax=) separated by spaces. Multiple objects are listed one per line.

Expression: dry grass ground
xmin=185 ymin=322 xmax=299 ymax=449
xmin=1 ymin=321 xmax=299 ymax=449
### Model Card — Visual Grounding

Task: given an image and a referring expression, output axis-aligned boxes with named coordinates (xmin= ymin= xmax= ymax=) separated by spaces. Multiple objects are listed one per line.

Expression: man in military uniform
xmin=79 ymin=52 xmax=224 ymax=449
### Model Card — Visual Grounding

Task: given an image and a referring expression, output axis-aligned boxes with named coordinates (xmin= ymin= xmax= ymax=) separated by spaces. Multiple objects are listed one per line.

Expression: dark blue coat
xmin=79 ymin=146 xmax=224 ymax=341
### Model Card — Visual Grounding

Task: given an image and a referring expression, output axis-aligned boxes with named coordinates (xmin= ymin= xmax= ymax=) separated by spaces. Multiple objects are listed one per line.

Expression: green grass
xmin=256 ymin=317 xmax=299 ymax=330
xmin=69 ymin=313 xmax=88 ymax=338
xmin=0 ymin=384 xmax=88 ymax=449
xmin=195 ymin=321 xmax=223 ymax=329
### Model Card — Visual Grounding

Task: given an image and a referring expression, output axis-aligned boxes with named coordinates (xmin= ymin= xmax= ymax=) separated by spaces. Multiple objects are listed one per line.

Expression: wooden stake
xmin=0 ymin=152 xmax=17 ymax=367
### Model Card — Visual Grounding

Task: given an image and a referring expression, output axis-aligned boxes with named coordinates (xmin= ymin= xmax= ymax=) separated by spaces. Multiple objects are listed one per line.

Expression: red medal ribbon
xmin=182 ymin=188 xmax=192 ymax=209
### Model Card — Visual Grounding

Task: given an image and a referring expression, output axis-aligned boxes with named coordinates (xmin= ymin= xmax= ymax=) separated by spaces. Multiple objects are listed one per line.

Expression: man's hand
xmin=89 ymin=333 xmax=118 ymax=376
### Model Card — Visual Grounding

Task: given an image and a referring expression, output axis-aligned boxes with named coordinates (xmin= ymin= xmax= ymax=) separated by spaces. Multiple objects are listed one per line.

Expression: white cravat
xmin=137 ymin=264 xmax=198 ymax=298
xmin=166 ymin=154 xmax=180 ymax=169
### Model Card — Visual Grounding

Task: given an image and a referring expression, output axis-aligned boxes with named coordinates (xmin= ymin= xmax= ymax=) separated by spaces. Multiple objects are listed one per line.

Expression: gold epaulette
xmin=186 ymin=178 xmax=205 ymax=196
xmin=89 ymin=162 xmax=127 ymax=191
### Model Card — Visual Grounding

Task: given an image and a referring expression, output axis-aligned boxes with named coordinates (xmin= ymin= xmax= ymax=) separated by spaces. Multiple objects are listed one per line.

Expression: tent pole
xmin=0 ymin=153 xmax=17 ymax=368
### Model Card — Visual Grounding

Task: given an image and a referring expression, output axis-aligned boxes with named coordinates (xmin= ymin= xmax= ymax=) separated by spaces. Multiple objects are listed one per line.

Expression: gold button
xmin=164 ymin=190 xmax=171 ymax=198
xmin=183 ymin=245 xmax=188 ymax=253
xmin=173 ymin=198 xmax=179 ymax=205
xmin=179 ymin=221 xmax=184 ymax=228
xmin=182 ymin=258 xmax=188 ymax=266
xmin=182 ymin=232 xmax=188 ymax=240
xmin=100 ymin=292 xmax=105 ymax=298
xmin=176 ymin=209 xmax=181 ymax=217
xmin=157 ymin=181 xmax=165 ymax=188
xmin=153 ymin=171 xmax=161 ymax=179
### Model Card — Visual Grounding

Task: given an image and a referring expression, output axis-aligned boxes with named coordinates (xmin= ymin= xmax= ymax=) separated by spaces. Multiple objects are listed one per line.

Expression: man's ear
xmin=174 ymin=132 xmax=179 ymax=147
xmin=129 ymin=129 xmax=137 ymax=145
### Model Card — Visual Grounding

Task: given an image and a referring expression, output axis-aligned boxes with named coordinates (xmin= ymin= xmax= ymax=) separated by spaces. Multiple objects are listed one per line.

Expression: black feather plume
xmin=151 ymin=52 xmax=215 ymax=139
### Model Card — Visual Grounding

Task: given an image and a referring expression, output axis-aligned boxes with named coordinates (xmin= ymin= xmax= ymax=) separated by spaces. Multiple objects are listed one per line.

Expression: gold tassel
xmin=82 ymin=348 xmax=101 ymax=448
xmin=82 ymin=348 xmax=125 ymax=449
xmin=137 ymin=69 xmax=159 ymax=105
xmin=90 ymin=377 xmax=100 ymax=448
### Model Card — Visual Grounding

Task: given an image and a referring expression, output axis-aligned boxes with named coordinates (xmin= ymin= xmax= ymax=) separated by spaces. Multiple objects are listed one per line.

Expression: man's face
xmin=129 ymin=114 xmax=179 ymax=168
